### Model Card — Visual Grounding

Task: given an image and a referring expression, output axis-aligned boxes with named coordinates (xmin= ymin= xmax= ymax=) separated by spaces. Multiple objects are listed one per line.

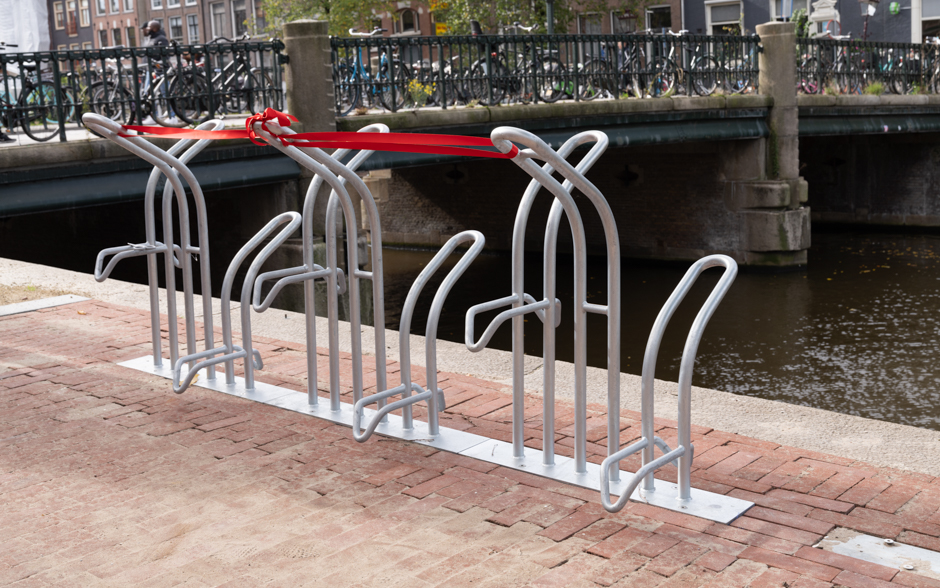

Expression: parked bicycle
xmin=0 ymin=44 xmax=74 ymax=141
xmin=335 ymin=27 xmax=411 ymax=115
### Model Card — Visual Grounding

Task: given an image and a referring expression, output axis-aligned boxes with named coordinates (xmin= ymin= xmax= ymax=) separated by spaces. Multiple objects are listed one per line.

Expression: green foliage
xmin=259 ymin=0 xmax=396 ymax=36
xmin=792 ymin=8 xmax=809 ymax=37
xmin=260 ymin=0 xmax=653 ymax=37
xmin=435 ymin=0 xmax=648 ymax=35
xmin=863 ymin=81 xmax=884 ymax=95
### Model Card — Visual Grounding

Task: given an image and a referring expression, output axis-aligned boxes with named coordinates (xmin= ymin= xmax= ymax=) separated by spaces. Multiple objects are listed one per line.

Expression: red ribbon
xmin=119 ymin=108 xmax=519 ymax=159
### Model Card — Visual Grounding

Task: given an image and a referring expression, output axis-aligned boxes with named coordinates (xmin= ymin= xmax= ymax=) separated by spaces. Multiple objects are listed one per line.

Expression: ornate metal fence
xmin=0 ymin=39 xmax=284 ymax=142
xmin=330 ymin=32 xmax=761 ymax=115
xmin=797 ymin=37 xmax=930 ymax=94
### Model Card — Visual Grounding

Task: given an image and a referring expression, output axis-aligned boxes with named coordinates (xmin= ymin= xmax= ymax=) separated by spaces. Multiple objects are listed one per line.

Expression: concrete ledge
xmin=798 ymin=94 xmax=940 ymax=108
xmin=337 ymin=95 xmax=773 ymax=132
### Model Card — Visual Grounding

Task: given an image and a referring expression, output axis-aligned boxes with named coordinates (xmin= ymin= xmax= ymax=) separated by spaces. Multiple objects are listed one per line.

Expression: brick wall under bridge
xmin=364 ymin=138 xmax=810 ymax=267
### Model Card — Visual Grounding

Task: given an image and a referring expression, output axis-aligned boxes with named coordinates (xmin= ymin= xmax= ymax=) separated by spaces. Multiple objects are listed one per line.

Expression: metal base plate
xmin=119 ymin=355 xmax=753 ymax=524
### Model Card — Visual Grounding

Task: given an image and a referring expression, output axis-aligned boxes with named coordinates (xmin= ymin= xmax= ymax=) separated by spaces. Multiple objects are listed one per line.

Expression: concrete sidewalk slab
xmin=1 ymin=298 xmax=940 ymax=586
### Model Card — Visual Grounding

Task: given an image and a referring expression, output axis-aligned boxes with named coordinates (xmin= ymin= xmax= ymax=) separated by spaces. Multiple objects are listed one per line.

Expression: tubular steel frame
xmin=93 ymin=111 xmax=752 ymax=523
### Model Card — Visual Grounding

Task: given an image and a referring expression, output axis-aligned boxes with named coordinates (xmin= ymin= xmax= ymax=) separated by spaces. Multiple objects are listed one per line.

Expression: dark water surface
xmin=380 ymin=230 xmax=940 ymax=431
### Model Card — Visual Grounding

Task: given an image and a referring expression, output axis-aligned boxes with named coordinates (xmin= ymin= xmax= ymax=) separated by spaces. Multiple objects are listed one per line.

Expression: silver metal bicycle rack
xmin=110 ymin=116 xmax=754 ymax=523
xmin=600 ymin=255 xmax=738 ymax=516
xmin=86 ymin=113 xmax=220 ymax=381
xmin=465 ymin=127 xmax=622 ymax=481
xmin=249 ymin=119 xmax=390 ymax=413
xmin=353 ymin=230 xmax=485 ymax=442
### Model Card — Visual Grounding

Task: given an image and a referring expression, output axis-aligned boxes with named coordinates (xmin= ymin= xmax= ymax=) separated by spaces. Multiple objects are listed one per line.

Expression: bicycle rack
xmin=110 ymin=116 xmax=754 ymax=523
xmin=85 ymin=113 xmax=220 ymax=380
xmin=171 ymin=211 xmax=302 ymax=393
xmin=248 ymin=119 xmax=391 ymax=411
xmin=600 ymin=255 xmax=737 ymax=514
xmin=353 ymin=230 xmax=485 ymax=442
xmin=464 ymin=127 xmax=622 ymax=481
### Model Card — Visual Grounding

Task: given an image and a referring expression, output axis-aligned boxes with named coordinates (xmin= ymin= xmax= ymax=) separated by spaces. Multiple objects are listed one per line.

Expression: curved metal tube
xmin=84 ymin=114 xmax=223 ymax=369
xmin=169 ymin=211 xmax=301 ymax=394
xmin=253 ymin=121 xmax=389 ymax=410
xmin=354 ymin=230 xmax=485 ymax=442
xmin=599 ymin=254 xmax=736 ymax=513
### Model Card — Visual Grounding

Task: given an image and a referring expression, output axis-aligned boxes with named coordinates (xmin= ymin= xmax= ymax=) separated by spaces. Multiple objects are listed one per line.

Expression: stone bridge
xmin=4 ymin=22 xmax=940 ymax=268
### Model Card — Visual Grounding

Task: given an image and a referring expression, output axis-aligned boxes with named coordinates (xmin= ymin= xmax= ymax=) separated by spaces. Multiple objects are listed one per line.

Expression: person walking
xmin=141 ymin=20 xmax=169 ymax=47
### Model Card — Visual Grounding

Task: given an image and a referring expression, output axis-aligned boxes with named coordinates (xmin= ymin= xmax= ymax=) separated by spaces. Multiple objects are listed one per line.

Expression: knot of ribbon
xmin=244 ymin=108 xmax=298 ymax=146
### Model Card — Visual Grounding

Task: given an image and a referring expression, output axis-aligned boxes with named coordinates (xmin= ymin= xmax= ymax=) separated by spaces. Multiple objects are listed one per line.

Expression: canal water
xmin=380 ymin=229 xmax=940 ymax=431
xmin=3 ymin=210 xmax=939 ymax=430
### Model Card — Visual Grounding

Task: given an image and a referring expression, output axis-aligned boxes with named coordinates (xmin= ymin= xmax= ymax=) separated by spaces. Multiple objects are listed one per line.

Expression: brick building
xmin=89 ymin=0 xmax=141 ymax=48
xmin=48 ymin=0 xmax=94 ymax=50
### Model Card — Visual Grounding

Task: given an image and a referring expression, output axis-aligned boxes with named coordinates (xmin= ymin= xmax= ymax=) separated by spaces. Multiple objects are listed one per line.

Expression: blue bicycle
xmin=335 ymin=27 xmax=411 ymax=115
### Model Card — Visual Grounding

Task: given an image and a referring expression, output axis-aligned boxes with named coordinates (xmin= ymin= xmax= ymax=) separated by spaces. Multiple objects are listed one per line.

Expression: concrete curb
xmin=1 ymin=256 xmax=936 ymax=475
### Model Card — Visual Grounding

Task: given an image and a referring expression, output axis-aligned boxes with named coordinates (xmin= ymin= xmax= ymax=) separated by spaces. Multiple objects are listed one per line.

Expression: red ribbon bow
xmin=244 ymin=107 xmax=298 ymax=146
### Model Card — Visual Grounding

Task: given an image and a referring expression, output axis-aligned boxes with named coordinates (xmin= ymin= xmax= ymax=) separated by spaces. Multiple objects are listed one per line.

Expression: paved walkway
xmin=2 ymin=299 xmax=940 ymax=587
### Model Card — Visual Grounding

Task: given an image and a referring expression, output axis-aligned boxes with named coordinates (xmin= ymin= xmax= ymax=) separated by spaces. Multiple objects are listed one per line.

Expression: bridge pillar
xmin=282 ymin=20 xmax=335 ymax=134
xmin=741 ymin=21 xmax=810 ymax=267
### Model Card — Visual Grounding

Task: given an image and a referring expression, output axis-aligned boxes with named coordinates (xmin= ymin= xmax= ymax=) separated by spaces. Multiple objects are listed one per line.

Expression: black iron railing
xmin=330 ymin=33 xmax=762 ymax=115
xmin=797 ymin=37 xmax=932 ymax=95
xmin=0 ymin=39 xmax=284 ymax=142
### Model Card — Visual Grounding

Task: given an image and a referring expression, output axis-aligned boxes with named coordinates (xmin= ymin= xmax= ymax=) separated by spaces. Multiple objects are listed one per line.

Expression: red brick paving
xmin=0 ymin=299 xmax=939 ymax=586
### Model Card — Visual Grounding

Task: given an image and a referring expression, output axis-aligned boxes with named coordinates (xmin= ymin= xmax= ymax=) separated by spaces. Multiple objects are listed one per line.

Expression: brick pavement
xmin=1 ymin=299 xmax=940 ymax=586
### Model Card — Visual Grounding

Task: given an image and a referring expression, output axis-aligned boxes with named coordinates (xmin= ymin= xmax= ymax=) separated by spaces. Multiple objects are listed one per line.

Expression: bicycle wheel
xmin=466 ymin=63 xmax=505 ymax=106
xmin=645 ymin=57 xmax=676 ymax=97
xmin=90 ymin=82 xmax=133 ymax=125
xmin=336 ymin=67 xmax=360 ymax=116
xmin=577 ymin=60 xmax=604 ymax=101
xmin=168 ymin=70 xmax=212 ymax=124
xmin=378 ymin=59 xmax=412 ymax=111
xmin=723 ymin=59 xmax=752 ymax=94
xmin=536 ymin=57 xmax=567 ymax=103
xmin=799 ymin=57 xmax=820 ymax=94
xmin=691 ymin=56 xmax=719 ymax=96
xmin=20 ymin=82 xmax=69 ymax=142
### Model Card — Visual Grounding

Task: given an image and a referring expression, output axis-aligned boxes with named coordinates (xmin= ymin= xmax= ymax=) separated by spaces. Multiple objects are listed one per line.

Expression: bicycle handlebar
xmin=512 ymin=22 xmax=538 ymax=32
xmin=349 ymin=27 xmax=386 ymax=37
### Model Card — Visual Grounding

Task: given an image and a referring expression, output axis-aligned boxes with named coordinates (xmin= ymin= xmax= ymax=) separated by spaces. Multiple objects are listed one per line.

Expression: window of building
xmin=169 ymin=16 xmax=184 ymax=40
xmin=98 ymin=29 xmax=108 ymax=47
xmin=211 ymin=2 xmax=225 ymax=38
xmin=187 ymin=14 xmax=199 ymax=42
xmin=578 ymin=13 xmax=603 ymax=34
xmin=924 ymin=0 xmax=940 ymax=39
xmin=57 ymin=44 xmax=68 ymax=51
xmin=167 ymin=0 xmax=180 ymax=6
xmin=124 ymin=0 xmax=132 ymax=10
xmin=111 ymin=27 xmax=121 ymax=45
xmin=152 ymin=0 xmax=162 ymax=8
xmin=54 ymin=2 xmax=65 ymax=29
xmin=80 ymin=0 xmax=90 ymax=26
xmin=70 ymin=43 xmax=80 ymax=50
xmin=233 ymin=0 xmax=248 ymax=36
xmin=611 ymin=11 xmax=637 ymax=33
xmin=126 ymin=26 xmax=137 ymax=46
xmin=186 ymin=0 xmax=197 ymax=5
xmin=66 ymin=0 xmax=79 ymax=35
xmin=110 ymin=0 xmax=119 ymax=13
xmin=646 ymin=5 xmax=672 ymax=31
xmin=770 ymin=0 xmax=812 ymax=20
xmin=393 ymin=9 xmax=418 ymax=34
xmin=96 ymin=0 xmax=106 ymax=15
xmin=83 ymin=41 xmax=93 ymax=49
xmin=705 ymin=1 xmax=741 ymax=34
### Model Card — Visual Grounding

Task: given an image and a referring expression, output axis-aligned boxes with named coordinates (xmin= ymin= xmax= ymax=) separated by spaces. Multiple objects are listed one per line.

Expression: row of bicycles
xmin=797 ymin=36 xmax=940 ymax=95
xmin=0 ymin=36 xmax=283 ymax=142
xmin=332 ymin=28 xmax=762 ymax=115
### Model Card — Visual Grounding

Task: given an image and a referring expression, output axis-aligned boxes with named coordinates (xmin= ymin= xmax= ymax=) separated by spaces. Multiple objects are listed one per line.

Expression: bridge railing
xmin=0 ymin=39 xmax=284 ymax=142
xmin=797 ymin=37 xmax=932 ymax=95
xmin=330 ymin=32 xmax=761 ymax=115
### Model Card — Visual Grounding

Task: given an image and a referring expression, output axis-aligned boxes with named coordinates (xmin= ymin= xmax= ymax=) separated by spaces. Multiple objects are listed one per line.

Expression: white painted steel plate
xmin=119 ymin=355 xmax=754 ymax=524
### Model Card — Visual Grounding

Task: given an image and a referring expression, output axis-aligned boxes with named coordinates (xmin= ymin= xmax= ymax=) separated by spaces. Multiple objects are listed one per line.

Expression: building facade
xmin=48 ymin=0 xmax=94 ymax=50
xmin=89 ymin=0 xmax=141 ymax=47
